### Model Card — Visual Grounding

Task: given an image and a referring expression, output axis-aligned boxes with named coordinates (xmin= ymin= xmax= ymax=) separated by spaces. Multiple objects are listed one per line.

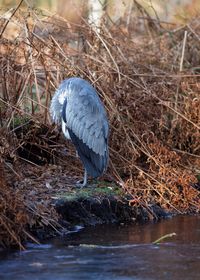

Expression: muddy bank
xmin=0 ymin=162 xmax=169 ymax=249
xmin=55 ymin=193 xmax=169 ymax=227
xmin=32 ymin=185 xmax=170 ymax=241
xmin=51 ymin=185 xmax=170 ymax=234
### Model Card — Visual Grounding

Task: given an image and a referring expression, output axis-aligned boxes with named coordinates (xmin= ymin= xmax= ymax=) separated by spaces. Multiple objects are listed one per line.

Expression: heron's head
xmin=50 ymin=77 xmax=88 ymax=124
xmin=50 ymin=87 xmax=68 ymax=124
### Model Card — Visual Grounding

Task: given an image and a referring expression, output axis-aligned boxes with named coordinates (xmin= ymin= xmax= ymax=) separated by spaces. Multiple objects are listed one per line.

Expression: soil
xmin=32 ymin=183 xmax=171 ymax=241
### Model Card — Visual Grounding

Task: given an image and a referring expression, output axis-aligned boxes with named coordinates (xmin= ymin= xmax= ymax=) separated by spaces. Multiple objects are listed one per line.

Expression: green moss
xmin=57 ymin=181 xmax=123 ymax=201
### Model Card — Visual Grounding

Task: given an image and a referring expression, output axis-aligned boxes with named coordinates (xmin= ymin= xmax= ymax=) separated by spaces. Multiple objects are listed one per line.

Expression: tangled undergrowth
xmin=0 ymin=4 xmax=200 ymax=247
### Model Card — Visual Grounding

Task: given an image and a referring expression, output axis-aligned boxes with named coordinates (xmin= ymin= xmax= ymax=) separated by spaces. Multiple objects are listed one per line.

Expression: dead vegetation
xmin=0 ymin=4 xmax=200 ymax=248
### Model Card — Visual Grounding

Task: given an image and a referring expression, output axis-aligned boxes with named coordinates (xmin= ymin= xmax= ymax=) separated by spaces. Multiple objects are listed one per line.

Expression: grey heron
xmin=50 ymin=77 xmax=109 ymax=187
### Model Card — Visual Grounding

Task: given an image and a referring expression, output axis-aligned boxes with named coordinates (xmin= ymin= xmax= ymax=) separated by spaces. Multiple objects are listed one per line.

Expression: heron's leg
xmin=76 ymin=169 xmax=87 ymax=188
xmin=82 ymin=169 xmax=87 ymax=187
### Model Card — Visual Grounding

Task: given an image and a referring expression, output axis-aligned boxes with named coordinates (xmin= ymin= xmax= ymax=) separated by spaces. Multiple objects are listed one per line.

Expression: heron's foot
xmin=75 ymin=178 xmax=98 ymax=188
xmin=75 ymin=169 xmax=88 ymax=188
xmin=75 ymin=180 xmax=87 ymax=188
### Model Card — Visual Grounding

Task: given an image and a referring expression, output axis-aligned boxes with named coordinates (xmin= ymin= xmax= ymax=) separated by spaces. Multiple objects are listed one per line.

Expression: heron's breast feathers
xmin=50 ymin=88 xmax=68 ymax=124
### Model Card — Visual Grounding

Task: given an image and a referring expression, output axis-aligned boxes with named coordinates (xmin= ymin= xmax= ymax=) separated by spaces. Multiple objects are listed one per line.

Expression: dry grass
xmin=0 ymin=4 xmax=200 ymax=247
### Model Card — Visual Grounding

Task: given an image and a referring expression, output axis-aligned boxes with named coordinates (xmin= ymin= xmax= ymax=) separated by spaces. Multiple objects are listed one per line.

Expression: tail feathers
xmin=68 ymin=129 xmax=108 ymax=178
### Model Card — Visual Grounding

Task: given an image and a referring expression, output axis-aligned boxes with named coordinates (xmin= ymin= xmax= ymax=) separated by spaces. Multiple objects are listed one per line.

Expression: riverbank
xmin=0 ymin=5 xmax=200 ymax=249
xmin=1 ymin=160 xmax=171 ymax=249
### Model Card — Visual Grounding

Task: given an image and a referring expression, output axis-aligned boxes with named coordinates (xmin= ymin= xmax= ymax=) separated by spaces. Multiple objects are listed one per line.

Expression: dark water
xmin=0 ymin=216 xmax=200 ymax=280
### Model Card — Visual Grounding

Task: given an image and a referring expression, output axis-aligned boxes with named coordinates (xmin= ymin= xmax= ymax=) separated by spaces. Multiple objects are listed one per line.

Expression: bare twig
xmin=0 ymin=0 xmax=24 ymax=38
xmin=179 ymin=30 xmax=188 ymax=72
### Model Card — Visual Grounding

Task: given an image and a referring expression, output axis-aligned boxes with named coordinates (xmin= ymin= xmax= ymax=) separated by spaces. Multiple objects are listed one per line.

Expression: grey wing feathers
xmin=68 ymin=128 xmax=108 ymax=177
xmin=63 ymin=86 xmax=109 ymax=157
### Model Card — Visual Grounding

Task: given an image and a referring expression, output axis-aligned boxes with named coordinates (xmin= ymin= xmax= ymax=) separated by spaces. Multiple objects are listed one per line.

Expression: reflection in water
xmin=0 ymin=216 xmax=200 ymax=280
